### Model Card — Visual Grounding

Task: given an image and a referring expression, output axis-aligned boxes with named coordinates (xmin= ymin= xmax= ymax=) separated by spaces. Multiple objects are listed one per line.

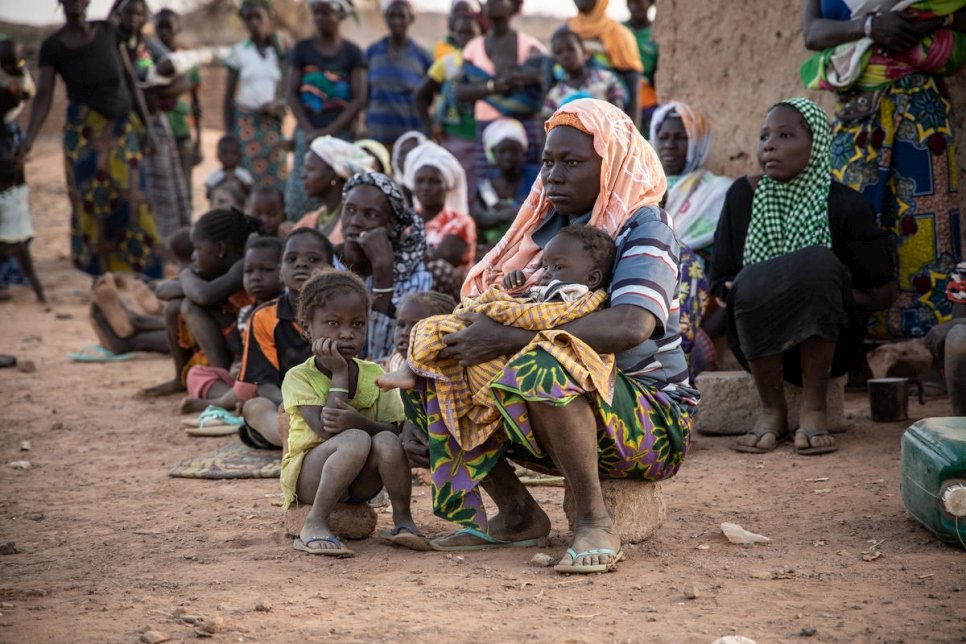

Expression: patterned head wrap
xmin=342 ymin=172 xmax=426 ymax=284
xmin=354 ymin=139 xmax=391 ymax=174
xmin=307 ymin=0 xmax=354 ymax=20
xmin=743 ymin=97 xmax=833 ymax=266
xmin=567 ymin=0 xmax=642 ymax=72
xmin=390 ymin=130 xmax=428 ymax=181
xmin=463 ymin=98 xmax=667 ymax=297
xmin=649 ymin=101 xmax=714 ymax=176
xmin=308 ymin=135 xmax=375 ymax=180
xmin=402 ymin=141 xmax=470 ymax=217
xmin=482 ymin=117 xmax=528 ymax=165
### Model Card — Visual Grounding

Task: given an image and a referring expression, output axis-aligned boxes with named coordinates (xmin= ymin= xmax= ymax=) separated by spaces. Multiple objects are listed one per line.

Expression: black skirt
xmin=726 ymin=246 xmax=864 ymax=387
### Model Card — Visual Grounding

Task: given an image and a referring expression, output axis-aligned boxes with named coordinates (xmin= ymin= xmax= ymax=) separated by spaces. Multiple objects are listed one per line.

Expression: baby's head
xmin=208 ymin=179 xmax=248 ymax=211
xmin=166 ymin=226 xmax=194 ymax=269
xmin=249 ymin=185 xmax=286 ymax=237
xmin=281 ymin=228 xmax=334 ymax=296
xmin=243 ymin=236 xmax=284 ymax=304
xmin=297 ymin=269 xmax=371 ymax=361
xmin=216 ymin=134 xmax=243 ymax=171
xmin=0 ymin=40 xmax=25 ymax=76
xmin=539 ymin=225 xmax=616 ymax=290
xmin=394 ymin=291 xmax=457 ymax=356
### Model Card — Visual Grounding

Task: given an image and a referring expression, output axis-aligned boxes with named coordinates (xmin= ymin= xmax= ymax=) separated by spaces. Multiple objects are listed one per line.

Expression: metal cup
xmin=868 ymin=377 xmax=910 ymax=422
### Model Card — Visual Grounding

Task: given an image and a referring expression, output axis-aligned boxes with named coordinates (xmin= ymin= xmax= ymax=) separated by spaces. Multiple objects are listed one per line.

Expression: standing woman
xmin=364 ymin=0 xmax=432 ymax=147
xmin=559 ymin=0 xmax=643 ymax=128
xmin=802 ymin=0 xmax=965 ymax=341
xmin=23 ymin=0 xmax=162 ymax=278
xmin=223 ymin=0 xmax=289 ymax=194
xmin=284 ymin=0 xmax=367 ymax=221
xmin=456 ymin=0 xmax=547 ymax=178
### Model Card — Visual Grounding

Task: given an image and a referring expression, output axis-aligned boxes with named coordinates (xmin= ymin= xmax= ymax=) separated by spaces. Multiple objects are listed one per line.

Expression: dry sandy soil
xmin=1 ymin=125 xmax=965 ymax=643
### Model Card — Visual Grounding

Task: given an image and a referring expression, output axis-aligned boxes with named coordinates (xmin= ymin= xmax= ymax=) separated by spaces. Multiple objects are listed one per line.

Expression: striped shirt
xmin=238 ymin=292 xmax=312 ymax=388
xmin=365 ymin=37 xmax=432 ymax=144
xmin=532 ymin=207 xmax=698 ymax=406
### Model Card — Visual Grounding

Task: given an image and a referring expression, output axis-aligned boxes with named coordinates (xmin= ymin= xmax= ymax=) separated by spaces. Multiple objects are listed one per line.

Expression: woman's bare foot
xmin=375 ymin=365 xmax=417 ymax=391
xmin=734 ymin=407 xmax=788 ymax=453
xmin=129 ymin=279 xmax=163 ymax=316
xmin=180 ymin=396 xmax=213 ymax=414
xmin=794 ymin=408 xmax=837 ymax=455
xmin=141 ymin=379 xmax=186 ymax=397
xmin=93 ymin=274 xmax=135 ymax=339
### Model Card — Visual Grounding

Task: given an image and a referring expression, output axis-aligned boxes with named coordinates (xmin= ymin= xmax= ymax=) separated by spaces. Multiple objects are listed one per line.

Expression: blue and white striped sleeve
xmin=609 ymin=213 xmax=681 ymax=335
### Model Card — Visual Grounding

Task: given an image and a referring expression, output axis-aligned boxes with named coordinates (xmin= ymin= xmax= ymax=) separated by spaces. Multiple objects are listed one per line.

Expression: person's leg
xmin=295 ymin=429 xmax=372 ymax=551
xmin=734 ymin=353 xmax=788 ymax=451
xmin=141 ymin=298 xmax=190 ymax=396
xmin=794 ymin=335 xmax=837 ymax=453
xmin=11 ymin=242 xmax=45 ymax=303
xmin=180 ymin=380 xmax=234 ymax=414
xmin=354 ymin=431 xmax=419 ymax=531
xmin=90 ymin=304 xmax=170 ymax=354
xmin=180 ymin=298 xmax=232 ymax=369
xmin=240 ymin=397 xmax=283 ymax=446
xmin=526 ymin=398 xmax=619 ymax=567
xmin=92 ymin=273 xmax=134 ymax=338
xmin=945 ymin=325 xmax=966 ymax=416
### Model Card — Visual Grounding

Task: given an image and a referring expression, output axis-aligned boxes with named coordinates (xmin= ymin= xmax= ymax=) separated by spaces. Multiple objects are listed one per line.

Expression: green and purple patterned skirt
xmin=404 ymin=348 xmax=693 ymax=531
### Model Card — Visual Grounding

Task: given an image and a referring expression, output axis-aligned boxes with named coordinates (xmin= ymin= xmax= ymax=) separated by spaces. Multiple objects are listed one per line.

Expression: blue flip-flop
xmin=379 ymin=525 xmax=431 ymax=551
xmin=68 ymin=345 xmax=135 ymax=363
xmin=554 ymin=547 xmax=625 ymax=574
xmin=429 ymin=526 xmax=539 ymax=552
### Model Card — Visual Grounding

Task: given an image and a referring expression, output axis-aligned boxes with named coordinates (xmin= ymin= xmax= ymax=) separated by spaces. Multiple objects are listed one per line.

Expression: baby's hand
xmin=502 ymin=270 xmax=527 ymax=290
xmin=312 ymin=337 xmax=348 ymax=373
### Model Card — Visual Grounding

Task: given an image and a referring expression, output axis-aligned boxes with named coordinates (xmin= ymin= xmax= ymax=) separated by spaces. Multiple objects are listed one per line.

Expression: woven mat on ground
xmin=169 ymin=440 xmax=281 ymax=479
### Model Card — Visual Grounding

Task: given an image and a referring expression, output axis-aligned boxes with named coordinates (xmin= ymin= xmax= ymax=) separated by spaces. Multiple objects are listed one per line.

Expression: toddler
xmin=0 ymin=38 xmax=44 ymax=303
xmin=205 ymin=135 xmax=254 ymax=206
xmin=282 ymin=269 xmax=427 ymax=556
xmin=249 ymin=185 xmax=286 ymax=237
xmin=377 ymin=225 xmax=616 ymax=451
xmin=541 ymin=30 xmax=626 ymax=119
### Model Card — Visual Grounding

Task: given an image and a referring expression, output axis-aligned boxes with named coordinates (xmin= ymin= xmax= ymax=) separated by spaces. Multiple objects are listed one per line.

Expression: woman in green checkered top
xmin=709 ymin=98 xmax=895 ymax=456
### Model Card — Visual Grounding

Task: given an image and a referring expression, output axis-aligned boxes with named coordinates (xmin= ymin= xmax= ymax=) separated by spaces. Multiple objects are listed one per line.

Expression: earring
xmin=330 ymin=178 xmax=338 ymax=187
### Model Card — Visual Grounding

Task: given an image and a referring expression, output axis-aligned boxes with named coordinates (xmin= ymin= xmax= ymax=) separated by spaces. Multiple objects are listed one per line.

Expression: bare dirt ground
xmin=1 ymin=129 xmax=964 ymax=643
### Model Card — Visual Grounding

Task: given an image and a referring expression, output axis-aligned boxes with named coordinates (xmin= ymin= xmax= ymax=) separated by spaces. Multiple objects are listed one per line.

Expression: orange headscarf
xmin=567 ymin=0 xmax=643 ymax=73
xmin=462 ymin=98 xmax=667 ymax=297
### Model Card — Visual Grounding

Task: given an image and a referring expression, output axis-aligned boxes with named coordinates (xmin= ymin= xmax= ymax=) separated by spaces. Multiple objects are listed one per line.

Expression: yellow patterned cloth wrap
xmin=407 ymin=285 xmax=614 ymax=451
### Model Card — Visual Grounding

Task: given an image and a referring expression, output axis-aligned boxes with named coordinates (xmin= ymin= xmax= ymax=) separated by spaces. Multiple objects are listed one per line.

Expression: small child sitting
xmin=385 ymin=291 xmax=458 ymax=373
xmin=541 ymin=30 xmax=627 ymax=119
xmin=181 ymin=235 xmax=285 ymax=414
xmin=925 ymin=262 xmax=966 ymax=416
xmin=238 ymin=228 xmax=334 ymax=449
xmin=248 ymin=185 xmax=286 ymax=237
xmin=205 ymin=134 xmax=253 ymax=207
xmin=0 ymin=38 xmax=44 ymax=303
xmin=282 ymin=270 xmax=428 ymax=556
xmin=376 ymin=225 xmax=616 ymax=452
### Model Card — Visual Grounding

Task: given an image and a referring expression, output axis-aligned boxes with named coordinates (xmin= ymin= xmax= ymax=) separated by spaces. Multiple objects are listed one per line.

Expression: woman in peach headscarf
xmin=401 ymin=99 xmax=697 ymax=574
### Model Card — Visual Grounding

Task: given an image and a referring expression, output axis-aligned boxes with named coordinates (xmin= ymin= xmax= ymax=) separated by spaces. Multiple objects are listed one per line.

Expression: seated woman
xmin=649 ymin=101 xmax=732 ymax=259
xmin=333 ymin=172 xmax=433 ymax=362
xmin=403 ymin=99 xmax=695 ymax=573
xmin=710 ymin=98 xmax=894 ymax=456
xmin=473 ymin=118 xmax=538 ymax=254
xmin=402 ymin=140 xmax=477 ymax=298
xmin=286 ymin=135 xmax=376 ymax=238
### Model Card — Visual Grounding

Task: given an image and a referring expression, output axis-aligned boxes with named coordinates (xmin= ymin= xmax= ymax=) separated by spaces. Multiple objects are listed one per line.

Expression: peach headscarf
xmin=462 ymin=98 xmax=667 ymax=297
xmin=568 ymin=0 xmax=643 ymax=73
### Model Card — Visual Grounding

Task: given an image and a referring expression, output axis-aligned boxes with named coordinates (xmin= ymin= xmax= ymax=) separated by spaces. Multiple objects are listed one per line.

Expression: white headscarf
xmin=390 ymin=130 xmax=428 ymax=181
xmin=482 ymin=117 xmax=528 ymax=165
xmin=402 ymin=141 xmax=470 ymax=216
xmin=308 ymin=135 xmax=375 ymax=179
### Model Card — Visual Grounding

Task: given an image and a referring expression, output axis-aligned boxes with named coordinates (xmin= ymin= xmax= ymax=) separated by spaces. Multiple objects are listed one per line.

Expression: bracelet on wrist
xmin=328 ymin=387 xmax=349 ymax=394
xmin=864 ymin=13 xmax=875 ymax=38
xmin=371 ymin=286 xmax=395 ymax=294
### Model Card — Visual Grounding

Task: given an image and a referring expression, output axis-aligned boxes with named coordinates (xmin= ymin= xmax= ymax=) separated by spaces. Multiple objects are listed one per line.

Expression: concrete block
xmin=563 ymin=479 xmax=666 ymax=544
xmin=693 ymin=370 xmax=847 ymax=435
xmin=282 ymin=502 xmax=378 ymax=540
